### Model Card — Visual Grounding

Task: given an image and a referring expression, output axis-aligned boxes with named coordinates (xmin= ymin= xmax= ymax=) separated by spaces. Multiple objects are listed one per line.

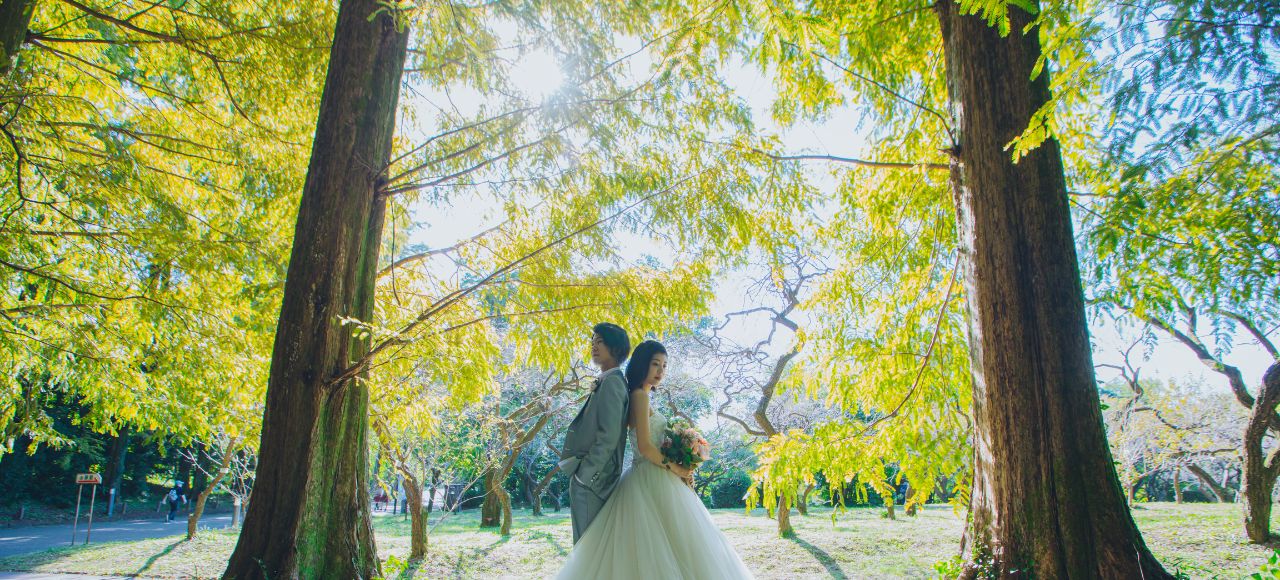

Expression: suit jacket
xmin=559 ymin=367 xmax=630 ymax=496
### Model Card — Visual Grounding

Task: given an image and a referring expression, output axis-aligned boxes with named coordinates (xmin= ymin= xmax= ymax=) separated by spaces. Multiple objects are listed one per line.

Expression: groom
xmin=559 ymin=322 xmax=631 ymax=543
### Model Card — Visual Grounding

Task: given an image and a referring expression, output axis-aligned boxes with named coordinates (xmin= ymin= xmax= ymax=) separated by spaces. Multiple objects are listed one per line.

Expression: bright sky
xmin=394 ymin=27 xmax=1276 ymax=403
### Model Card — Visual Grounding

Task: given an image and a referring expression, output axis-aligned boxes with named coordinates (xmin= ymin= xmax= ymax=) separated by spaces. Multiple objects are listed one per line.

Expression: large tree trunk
xmin=1187 ymin=463 xmax=1232 ymax=503
xmin=221 ymin=1 xmax=408 ymax=577
xmin=0 ymin=0 xmax=32 ymax=74
xmin=1243 ymin=364 xmax=1280 ymax=543
xmin=936 ymin=1 xmax=1171 ymax=576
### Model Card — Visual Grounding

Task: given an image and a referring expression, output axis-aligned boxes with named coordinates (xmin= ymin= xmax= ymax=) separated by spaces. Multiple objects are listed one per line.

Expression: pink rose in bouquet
xmin=660 ymin=418 xmax=711 ymax=468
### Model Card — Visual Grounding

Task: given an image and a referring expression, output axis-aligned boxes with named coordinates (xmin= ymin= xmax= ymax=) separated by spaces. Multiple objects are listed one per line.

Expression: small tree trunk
xmin=550 ymin=483 xmax=562 ymax=512
xmin=404 ymin=476 xmax=427 ymax=560
xmin=188 ymin=440 xmax=236 ymax=540
xmin=103 ymin=427 xmax=130 ymax=516
xmin=501 ymin=487 xmax=513 ymax=536
xmin=905 ymin=483 xmax=919 ymax=517
xmin=530 ymin=465 xmax=560 ymax=517
xmin=1243 ymin=364 xmax=1280 ymax=543
xmin=1187 ymin=463 xmax=1231 ymax=503
xmin=1173 ymin=466 xmax=1183 ymax=504
xmin=936 ymin=1 xmax=1172 ymax=576
xmin=797 ymin=483 xmax=813 ymax=516
xmin=480 ymin=469 xmax=501 ymax=528
xmin=777 ymin=494 xmax=793 ymax=536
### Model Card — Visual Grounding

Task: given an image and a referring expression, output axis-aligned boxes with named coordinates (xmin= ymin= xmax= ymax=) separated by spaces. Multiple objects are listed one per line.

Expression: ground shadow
xmin=788 ymin=534 xmax=848 ymax=580
xmin=451 ymin=535 xmax=511 ymax=578
xmin=397 ymin=558 xmax=423 ymax=580
xmin=134 ymin=538 xmax=184 ymax=576
xmin=524 ymin=529 xmax=568 ymax=557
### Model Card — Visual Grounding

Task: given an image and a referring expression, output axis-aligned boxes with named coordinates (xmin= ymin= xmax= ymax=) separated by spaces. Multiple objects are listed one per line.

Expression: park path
xmin=0 ymin=515 xmax=233 ymax=559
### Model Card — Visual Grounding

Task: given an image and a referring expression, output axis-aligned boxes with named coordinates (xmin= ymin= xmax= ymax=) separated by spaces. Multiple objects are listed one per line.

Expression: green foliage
xmin=1 ymin=0 xmax=331 ymax=454
xmin=1083 ymin=0 xmax=1279 ymax=334
xmin=1250 ymin=551 xmax=1280 ymax=580
xmin=933 ymin=554 xmax=965 ymax=579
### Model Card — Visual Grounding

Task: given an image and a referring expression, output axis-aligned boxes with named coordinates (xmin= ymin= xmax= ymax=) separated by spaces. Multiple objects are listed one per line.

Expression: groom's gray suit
xmin=559 ymin=367 xmax=629 ymax=543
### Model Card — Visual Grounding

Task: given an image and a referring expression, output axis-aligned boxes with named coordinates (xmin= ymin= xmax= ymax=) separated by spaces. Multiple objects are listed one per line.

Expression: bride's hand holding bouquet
xmin=660 ymin=418 xmax=710 ymax=488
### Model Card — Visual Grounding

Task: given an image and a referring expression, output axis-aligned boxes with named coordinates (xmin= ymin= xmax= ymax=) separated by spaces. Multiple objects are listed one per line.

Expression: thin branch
xmin=807 ymin=49 xmax=953 ymax=136
xmin=1220 ymin=310 xmax=1279 ymax=361
xmin=330 ymin=173 xmax=703 ymax=387
xmin=377 ymin=223 xmax=503 ymax=278
xmin=753 ymin=150 xmax=948 ymax=172
xmin=844 ymin=255 xmax=960 ymax=440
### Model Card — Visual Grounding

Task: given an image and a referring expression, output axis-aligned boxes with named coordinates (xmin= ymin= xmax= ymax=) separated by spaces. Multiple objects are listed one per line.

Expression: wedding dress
xmin=555 ymin=413 xmax=755 ymax=579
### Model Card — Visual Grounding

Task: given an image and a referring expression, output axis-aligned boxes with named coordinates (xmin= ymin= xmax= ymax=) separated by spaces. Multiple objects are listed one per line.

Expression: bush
xmin=709 ymin=471 xmax=752 ymax=508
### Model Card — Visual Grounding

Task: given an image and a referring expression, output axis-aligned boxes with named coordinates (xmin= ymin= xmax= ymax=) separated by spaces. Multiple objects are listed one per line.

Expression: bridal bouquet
xmin=659 ymin=417 xmax=711 ymax=468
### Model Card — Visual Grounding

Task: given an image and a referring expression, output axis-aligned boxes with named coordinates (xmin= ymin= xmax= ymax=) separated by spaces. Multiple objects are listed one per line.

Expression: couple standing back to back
xmin=556 ymin=322 xmax=754 ymax=580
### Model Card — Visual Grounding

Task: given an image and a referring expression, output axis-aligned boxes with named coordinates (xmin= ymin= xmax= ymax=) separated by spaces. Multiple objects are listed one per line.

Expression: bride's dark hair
xmin=624 ymin=340 xmax=667 ymax=392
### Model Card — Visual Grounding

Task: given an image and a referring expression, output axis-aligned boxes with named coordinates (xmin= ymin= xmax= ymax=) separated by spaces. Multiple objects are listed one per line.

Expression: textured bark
xmin=1243 ymin=364 xmax=1280 ymax=543
xmin=777 ymin=494 xmax=794 ymax=535
xmin=221 ymin=0 xmax=408 ymax=577
xmin=479 ymin=467 xmax=513 ymax=535
xmin=1173 ymin=467 xmax=1183 ymax=504
xmin=936 ymin=1 xmax=1172 ymax=576
xmin=1187 ymin=463 xmax=1232 ymax=503
xmin=480 ymin=468 xmax=511 ymax=533
xmin=905 ymin=483 xmax=919 ymax=517
xmin=0 ymin=0 xmax=32 ymax=74
xmin=404 ymin=477 xmax=427 ymax=560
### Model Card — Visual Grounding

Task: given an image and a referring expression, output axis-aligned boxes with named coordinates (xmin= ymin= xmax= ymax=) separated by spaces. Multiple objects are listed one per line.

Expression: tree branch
xmin=330 ymin=173 xmax=702 ymax=387
xmin=377 ymin=223 xmax=503 ymax=278
xmin=1220 ymin=310 xmax=1279 ymax=361
xmin=753 ymin=149 xmax=948 ymax=172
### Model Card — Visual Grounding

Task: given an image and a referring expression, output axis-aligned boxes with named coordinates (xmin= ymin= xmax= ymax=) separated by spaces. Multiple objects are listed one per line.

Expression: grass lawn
xmin=0 ymin=502 xmax=1272 ymax=578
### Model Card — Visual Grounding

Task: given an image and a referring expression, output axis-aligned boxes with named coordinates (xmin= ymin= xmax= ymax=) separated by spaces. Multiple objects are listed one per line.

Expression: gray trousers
xmin=569 ymin=479 xmax=606 ymax=543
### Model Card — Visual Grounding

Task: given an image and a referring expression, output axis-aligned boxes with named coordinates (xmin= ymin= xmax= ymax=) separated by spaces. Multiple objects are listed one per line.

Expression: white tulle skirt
xmin=555 ymin=459 xmax=755 ymax=580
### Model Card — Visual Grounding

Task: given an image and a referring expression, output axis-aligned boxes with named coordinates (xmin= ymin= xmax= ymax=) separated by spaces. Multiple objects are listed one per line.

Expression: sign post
xmin=70 ymin=484 xmax=83 ymax=546
xmin=71 ymin=473 xmax=102 ymax=546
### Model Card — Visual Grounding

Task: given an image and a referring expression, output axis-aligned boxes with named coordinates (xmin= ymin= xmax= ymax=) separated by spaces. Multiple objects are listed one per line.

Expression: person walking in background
xmin=166 ymin=480 xmax=187 ymax=522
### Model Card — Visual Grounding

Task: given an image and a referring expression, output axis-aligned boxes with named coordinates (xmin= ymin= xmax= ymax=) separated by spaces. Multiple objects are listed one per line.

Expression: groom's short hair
xmin=592 ymin=322 xmax=631 ymax=364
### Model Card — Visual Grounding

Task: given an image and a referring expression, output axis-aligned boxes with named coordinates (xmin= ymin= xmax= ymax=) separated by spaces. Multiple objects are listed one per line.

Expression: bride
xmin=555 ymin=340 xmax=755 ymax=579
